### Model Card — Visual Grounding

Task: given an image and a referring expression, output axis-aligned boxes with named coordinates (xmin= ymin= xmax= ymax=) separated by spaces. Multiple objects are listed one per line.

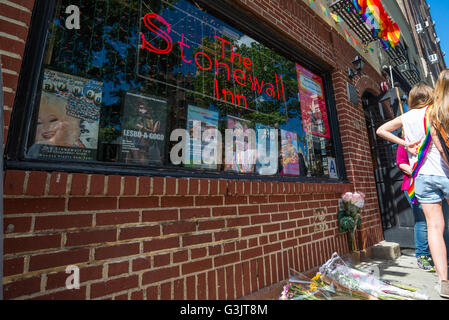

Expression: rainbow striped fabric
xmin=407 ymin=105 xmax=433 ymax=204
xmin=352 ymin=0 xmax=401 ymax=49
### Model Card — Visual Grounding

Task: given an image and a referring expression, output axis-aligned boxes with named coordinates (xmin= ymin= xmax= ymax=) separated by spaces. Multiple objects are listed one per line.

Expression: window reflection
xmin=27 ymin=0 xmax=337 ymax=179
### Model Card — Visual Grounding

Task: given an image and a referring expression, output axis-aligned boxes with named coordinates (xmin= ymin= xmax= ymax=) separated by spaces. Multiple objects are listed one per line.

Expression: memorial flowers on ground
xmin=280 ymin=253 xmax=429 ymax=300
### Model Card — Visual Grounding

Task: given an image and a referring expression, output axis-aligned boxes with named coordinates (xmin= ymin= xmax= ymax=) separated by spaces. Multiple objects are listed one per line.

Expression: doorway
xmin=362 ymin=90 xmax=415 ymax=247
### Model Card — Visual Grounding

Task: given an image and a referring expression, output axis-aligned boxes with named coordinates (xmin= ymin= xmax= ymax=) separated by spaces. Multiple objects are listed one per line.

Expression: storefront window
xmin=25 ymin=0 xmax=338 ymax=179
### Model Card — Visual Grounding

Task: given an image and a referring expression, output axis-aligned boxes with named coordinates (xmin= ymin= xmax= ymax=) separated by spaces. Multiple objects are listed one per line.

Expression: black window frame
xmin=6 ymin=0 xmax=348 ymax=183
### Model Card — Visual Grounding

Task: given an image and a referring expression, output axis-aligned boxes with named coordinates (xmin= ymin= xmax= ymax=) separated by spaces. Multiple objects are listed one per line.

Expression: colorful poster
xmin=28 ymin=69 xmax=102 ymax=161
xmin=280 ymin=129 xmax=300 ymax=176
xmin=120 ymin=93 xmax=167 ymax=165
xmin=296 ymin=64 xmax=331 ymax=138
xmin=225 ymin=116 xmax=255 ymax=173
xmin=186 ymin=105 xmax=219 ymax=169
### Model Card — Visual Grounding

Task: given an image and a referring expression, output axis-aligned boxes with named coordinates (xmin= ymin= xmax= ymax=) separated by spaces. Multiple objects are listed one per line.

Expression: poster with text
xmin=280 ymin=129 xmax=300 ymax=176
xmin=225 ymin=116 xmax=255 ymax=173
xmin=28 ymin=69 xmax=103 ymax=161
xmin=185 ymin=105 xmax=219 ymax=170
xmin=296 ymin=64 xmax=331 ymax=138
xmin=120 ymin=93 xmax=168 ymax=165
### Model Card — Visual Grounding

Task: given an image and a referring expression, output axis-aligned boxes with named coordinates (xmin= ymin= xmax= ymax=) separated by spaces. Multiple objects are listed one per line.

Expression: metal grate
xmin=329 ymin=0 xmax=378 ymax=45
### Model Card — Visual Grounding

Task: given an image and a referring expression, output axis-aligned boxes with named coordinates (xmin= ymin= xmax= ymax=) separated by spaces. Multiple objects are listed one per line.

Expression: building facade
xmin=400 ymin=0 xmax=447 ymax=86
xmin=0 ymin=0 xmax=393 ymax=300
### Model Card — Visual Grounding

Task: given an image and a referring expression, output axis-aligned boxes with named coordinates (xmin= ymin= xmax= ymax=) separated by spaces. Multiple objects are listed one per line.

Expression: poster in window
xmin=255 ymin=123 xmax=276 ymax=175
xmin=225 ymin=116 xmax=255 ymax=173
xmin=120 ymin=93 xmax=167 ymax=165
xmin=185 ymin=105 xmax=219 ymax=170
xmin=28 ymin=69 xmax=102 ymax=161
xmin=280 ymin=129 xmax=300 ymax=176
xmin=296 ymin=64 xmax=331 ymax=138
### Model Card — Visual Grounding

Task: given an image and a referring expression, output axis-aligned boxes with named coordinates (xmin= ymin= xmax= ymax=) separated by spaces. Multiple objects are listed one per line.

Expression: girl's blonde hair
xmin=408 ymin=83 xmax=434 ymax=110
xmin=432 ymin=69 xmax=449 ymax=131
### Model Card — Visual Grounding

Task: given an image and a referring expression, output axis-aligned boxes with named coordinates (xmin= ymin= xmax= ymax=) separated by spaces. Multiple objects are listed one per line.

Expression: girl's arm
xmin=376 ymin=117 xmax=421 ymax=156
xmin=398 ymin=163 xmax=412 ymax=176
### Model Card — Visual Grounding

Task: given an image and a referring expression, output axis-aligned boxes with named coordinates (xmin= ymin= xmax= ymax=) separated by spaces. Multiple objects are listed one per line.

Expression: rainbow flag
xmin=308 ymin=0 xmax=317 ymax=9
xmin=352 ymin=0 xmax=401 ymax=49
xmin=407 ymin=105 xmax=433 ymax=204
xmin=331 ymin=12 xmax=342 ymax=23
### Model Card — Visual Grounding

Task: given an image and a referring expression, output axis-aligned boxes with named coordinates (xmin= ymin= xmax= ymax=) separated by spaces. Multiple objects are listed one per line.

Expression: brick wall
xmin=1 ymin=0 xmax=385 ymax=299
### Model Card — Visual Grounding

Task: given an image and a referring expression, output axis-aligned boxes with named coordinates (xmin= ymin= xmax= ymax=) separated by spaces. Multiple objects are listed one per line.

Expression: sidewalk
xmin=353 ymin=248 xmax=444 ymax=300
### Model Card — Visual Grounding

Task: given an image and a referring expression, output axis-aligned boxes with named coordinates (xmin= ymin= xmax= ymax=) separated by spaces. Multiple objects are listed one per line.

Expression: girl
xmin=376 ymin=81 xmax=449 ymax=298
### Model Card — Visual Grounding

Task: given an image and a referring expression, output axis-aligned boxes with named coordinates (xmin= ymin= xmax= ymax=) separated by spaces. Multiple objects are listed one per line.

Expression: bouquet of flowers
xmin=338 ymin=192 xmax=365 ymax=251
xmin=318 ymin=253 xmax=429 ymax=300
xmin=280 ymin=253 xmax=429 ymax=300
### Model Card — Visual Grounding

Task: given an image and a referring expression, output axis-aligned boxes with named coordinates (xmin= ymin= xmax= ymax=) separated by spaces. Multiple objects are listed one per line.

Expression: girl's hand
xmin=406 ymin=140 xmax=421 ymax=156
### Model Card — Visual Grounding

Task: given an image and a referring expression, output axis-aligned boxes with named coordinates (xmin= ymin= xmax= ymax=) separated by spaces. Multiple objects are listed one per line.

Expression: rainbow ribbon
xmin=352 ymin=0 xmax=401 ymax=49
xmin=407 ymin=105 xmax=433 ymax=204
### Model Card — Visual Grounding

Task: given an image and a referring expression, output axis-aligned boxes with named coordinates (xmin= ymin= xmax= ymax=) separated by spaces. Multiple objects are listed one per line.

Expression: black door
xmin=363 ymin=91 xmax=414 ymax=246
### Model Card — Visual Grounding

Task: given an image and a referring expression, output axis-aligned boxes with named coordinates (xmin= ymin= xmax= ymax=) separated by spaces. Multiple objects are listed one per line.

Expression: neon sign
xmin=140 ymin=13 xmax=286 ymax=109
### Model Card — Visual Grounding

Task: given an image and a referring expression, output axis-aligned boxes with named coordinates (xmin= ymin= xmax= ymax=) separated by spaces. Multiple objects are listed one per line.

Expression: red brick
xmin=89 ymin=174 xmax=105 ymax=195
xmin=195 ymin=196 xmax=223 ymax=206
xmin=189 ymin=178 xmax=199 ymax=195
xmin=4 ymin=276 xmax=41 ymax=299
xmin=123 ymin=176 xmax=137 ymax=195
xmin=182 ymin=233 xmax=212 ymax=247
xmin=107 ymin=175 xmax=122 ymax=195
xmin=165 ymin=177 xmax=176 ymax=195
xmin=178 ymin=179 xmax=188 ymax=195
xmin=214 ymin=252 xmax=239 ymax=267
xmin=198 ymin=219 xmax=225 ymax=231
xmin=131 ymin=290 xmax=144 ymax=300
xmin=161 ymin=196 xmax=193 ymax=208
xmin=173 ymin=250 xmax=189 ymax=263
xmin=96 ymin=211 xmax=139 ymax=226
xmin=153 ymin=253 xmax=170 ymax=267
xmin=182 ymin=258 xmax=212 ymax=275
xmin=163 ymin=222 xmax=196 ymax=235
xmin=119 ymin=196 xmax=158 ymax=209
xmin=66 ymin=229 xmax=117 ymax=247
xmin=3 ymin=257 xmax=24 ymax=277
xmin=108 ymin=261 xmax=129 ymax=277
xmin=224 ymin=196 xmax=247 ymax=205
xmin=173 ymin=278 xmax=184 ymax=300
xmin=5 ymin=198 xmax=65 ymax=215
xmin=4 ymin=170 xmax=25 ymax=195
xmin=68 ymin=197 xmax=117 ymax=211
xmin=119 ymin=225 xmax=160 ymax=240
xmin=191 ymin=247 xmax=207 ymax=259
xmin=29 ymin=248 xmax=90 ymax=271
xmin=152 ymin=177 xmax=164 ymax=195
xmin=143 ymin=236 xmax=180 ymax=253
xmin=142 ymin=209 xmax=178 ymax=222
xmin=35 ymin=214 xmax=92 ymax=231
xmin=142 ymin=266 xmax=179 ymax=284
xmin=48 ymin=172 xmax=68 ymax=195
xmin=214 ymin=229 xmax=239 ymax=241
xmin=4 ymin=234 xmax=61 ymax=254
xmin=132 ymin=256 xmax=152 ymax=272
xmin=146 ymin=286 xmax=158 ymax=299
xmin=212 ymin=206 xmax=237 ymax=217
xmin=91 ymin=275 xmax=139 ymax=299
xmin=95 ymin=243 xmax=140 ymax=260
xmin=3 ymin=216 xmax=32 ymax=233
xmin=207 ymin=271 xmax=217 ymax=300
xmin=160 ymin=282 xmax=172 ymax=299
xmin=138 ymin=176 xmax=151 ymax=195
xmin=180 ymin=207 xmax=210 ymax=219
xmin=70 ymin=174 xmax=88 ymax=195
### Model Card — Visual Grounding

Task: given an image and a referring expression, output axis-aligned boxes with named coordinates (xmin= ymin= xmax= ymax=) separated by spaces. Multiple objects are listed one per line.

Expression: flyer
xmin=120 ymin=92 xmax=168 ymax=165
xmin=280 ymin=129 xmax=300 ymax=176
xmin=185 ymin=105 xmax=219 ymax=170
xmin=296 ymin=64 xmax=331 ymax=138
xmin=225 ymin=116 xmax=255 ymax=173
xmin=28 ymin=69 xmax=103 ymax=161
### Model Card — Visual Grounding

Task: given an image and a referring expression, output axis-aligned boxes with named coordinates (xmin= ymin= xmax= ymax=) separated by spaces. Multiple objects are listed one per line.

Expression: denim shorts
xmin=415 ymin=174 xmax=449 ymax=204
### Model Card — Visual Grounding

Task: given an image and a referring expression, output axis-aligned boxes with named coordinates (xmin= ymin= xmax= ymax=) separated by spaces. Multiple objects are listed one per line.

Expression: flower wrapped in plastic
xmin=339 ymin=192 xmax=365 ymax=251
xmin=318 ymin=253 xmax=429 ymax=300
